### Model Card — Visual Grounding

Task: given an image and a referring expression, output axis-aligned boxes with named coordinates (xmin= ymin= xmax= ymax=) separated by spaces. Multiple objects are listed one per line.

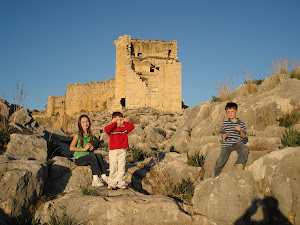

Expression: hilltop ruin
xmin=46 ymin=35 xmax=182 ymax=117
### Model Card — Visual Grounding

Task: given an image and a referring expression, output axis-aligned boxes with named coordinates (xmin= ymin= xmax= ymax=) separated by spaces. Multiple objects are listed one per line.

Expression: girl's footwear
xmin=92 ymin=178 xmax=104 ymax=187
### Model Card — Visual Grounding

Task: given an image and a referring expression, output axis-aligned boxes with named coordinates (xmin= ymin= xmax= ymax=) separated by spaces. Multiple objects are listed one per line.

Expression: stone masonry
xmin=46 ymin=35 xmax=182 ymax=116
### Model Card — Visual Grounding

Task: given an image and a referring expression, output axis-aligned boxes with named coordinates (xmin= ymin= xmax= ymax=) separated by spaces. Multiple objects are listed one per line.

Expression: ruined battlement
xmin=46 ymin=35 xmax=182 ymax=117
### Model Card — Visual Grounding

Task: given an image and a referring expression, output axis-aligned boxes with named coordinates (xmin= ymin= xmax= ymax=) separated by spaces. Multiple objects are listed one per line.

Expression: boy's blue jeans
xmin=214 ymin=143 xmax=249 ymax=177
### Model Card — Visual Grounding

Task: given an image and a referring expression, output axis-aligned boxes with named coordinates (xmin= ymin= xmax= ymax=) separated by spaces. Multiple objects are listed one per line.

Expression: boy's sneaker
xmin=101 ymin=174 xmax=109 ymax=184
xmin=92 ymin=178 xmax=104 ymax=187
xmin=235 ymin=164 xmax=244 ymax=171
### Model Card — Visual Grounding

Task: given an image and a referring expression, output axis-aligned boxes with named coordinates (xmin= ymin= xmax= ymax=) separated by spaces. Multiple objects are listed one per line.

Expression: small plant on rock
xmin=211 ymin=95 xmax=221 ymax=102
xmin=0 ymin=129 xmax=10 ymax=155
xmin=156 ymin=128 xmax=166 ymax=138
xmin=81 ymin=186 xmax=100 ymax=196
xmin=128 ymin=147 xmax=146 ymax=162
xmin=277 ymin=111 xmax=299 ymax=128
xmin=172 ymin=178 xmax=195 ymax=202
xmin=187 ymin=152 xmax=205 ymax=167
xmin=281 ymin=127 xmax=300 ymax=147
xmin=187 ymin=127 xmax=192 ymax=137
xmin=49 ymin=208 xmax=78 ymax=225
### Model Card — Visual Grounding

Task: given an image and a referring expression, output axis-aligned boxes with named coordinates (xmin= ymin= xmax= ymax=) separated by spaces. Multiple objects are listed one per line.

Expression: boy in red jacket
xmin=104 ymin=111 xmax=135 ymax=189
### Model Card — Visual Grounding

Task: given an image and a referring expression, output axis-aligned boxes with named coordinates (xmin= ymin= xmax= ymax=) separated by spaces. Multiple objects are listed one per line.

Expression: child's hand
xmin=222 ymin=134 xmax=228 ymax=140
xmin=112 ymin=118 xmax=117 ymax=123
xmin=85 ymin=143 xmax=94 ymax=151
xmin=235 ymin=126 xmax=241 ymax=132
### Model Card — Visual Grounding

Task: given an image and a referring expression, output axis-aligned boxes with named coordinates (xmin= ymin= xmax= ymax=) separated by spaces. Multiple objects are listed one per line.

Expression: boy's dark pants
xmin=75 ymin=152 xmax=107 ymax=175
xmin=214 ymin=143 xmax=249 ymax=177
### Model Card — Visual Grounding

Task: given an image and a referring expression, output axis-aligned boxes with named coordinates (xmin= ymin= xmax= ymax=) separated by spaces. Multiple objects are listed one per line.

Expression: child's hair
xmin=78 ymin=114 xmax=93 ymax=148
xmin=225 ymin=102 xmax=238 ymax=110
xmin=112 ymin=111 xmax=123 ymax=118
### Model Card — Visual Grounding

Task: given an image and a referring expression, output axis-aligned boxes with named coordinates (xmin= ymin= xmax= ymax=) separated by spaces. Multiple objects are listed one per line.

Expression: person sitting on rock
xmin=104 ymin=111 xmax=135 ymax=190
xmin=215 ymin=102 xmax=249 ymax=177
xmin=70 ymin=114 xmax=108 ymax=187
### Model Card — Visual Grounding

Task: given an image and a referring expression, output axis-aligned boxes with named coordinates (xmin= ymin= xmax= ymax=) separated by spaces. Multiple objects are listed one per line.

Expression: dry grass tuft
xmin=272 ymin=56 xmax=290 ymax=75
xmin=218 ymin=80 xmax=233 ymax=102
xmin=249 ymin=141 xmax=268 ymax=151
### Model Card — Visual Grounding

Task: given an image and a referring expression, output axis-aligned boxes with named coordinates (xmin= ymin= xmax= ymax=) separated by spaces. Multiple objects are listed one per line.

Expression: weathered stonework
xmin=46 ymin=35 xmax=182 ymax=116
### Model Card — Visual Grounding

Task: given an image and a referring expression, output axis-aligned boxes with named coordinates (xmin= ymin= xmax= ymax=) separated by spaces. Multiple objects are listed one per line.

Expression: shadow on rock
xmin=235 ymin=196 xmax=292 ymax=225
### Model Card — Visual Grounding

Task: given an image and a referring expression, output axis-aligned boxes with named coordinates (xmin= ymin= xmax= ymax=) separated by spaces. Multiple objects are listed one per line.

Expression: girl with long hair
xmin=70 ymin=114 xmax=108 ymax=186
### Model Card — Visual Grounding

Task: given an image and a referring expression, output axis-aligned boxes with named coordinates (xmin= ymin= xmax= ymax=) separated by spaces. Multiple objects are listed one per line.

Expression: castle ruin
xmin=46 ymin=35 xmax=182 ymax=117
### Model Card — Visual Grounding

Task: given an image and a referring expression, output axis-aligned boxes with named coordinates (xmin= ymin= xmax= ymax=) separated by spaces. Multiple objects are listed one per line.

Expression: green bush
xmin=156 ymin=128 xmax=166 ymax=137
xmin=281 ymin=127 xmax=300 ymax=147
xmin=172 ymin=178 xmax=195 ymax=202
xmin=290 ymin=71 xmax=300 ymax=80
xmin=277 ymin=111 xmax=299 ymax=128
xmin=187 ymin=127 xmax=192 ymax=137
xmin=187 ymin=152 xmax=205 ymax=167
xmin=0 ymin=129 xmax=10 ymax=154
xmin=128 ymin=147 xmax=146 ymax=162
xmin=81 ymin=186 xmax=99 ymax=196
xmin=243 ymin=79 xmax=264 ymax=85
xmin=169 ymin=128 xmax=176 ymax=132
xmin=211 ymin=95 xmax=221 ymax=102
xmin=49 ymin=209 xmax=78 ymax=225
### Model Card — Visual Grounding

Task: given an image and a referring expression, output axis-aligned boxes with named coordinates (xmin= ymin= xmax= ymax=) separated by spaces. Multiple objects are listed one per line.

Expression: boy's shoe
xmin=235 ymin=164 xmax=244 ymax=171
xmin=101 ymin=174 xmax=109 ymax=184
xmin=107 ymin=185 xmax=117 ymax=190
xmin=92 ymin=178 xmax=104 ymax=187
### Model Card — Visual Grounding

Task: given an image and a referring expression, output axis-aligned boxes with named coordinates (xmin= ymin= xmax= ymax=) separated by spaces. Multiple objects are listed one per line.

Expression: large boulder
xmin=247 ymin=147 xmax=300 ymax=224
xmin=45 ymin=156 xmax=93 ymax=194
xmin=35 ymin=193 xmax=193 ymax=225
xmin=192 ymin=171 xmax=264 ymax=224
xmin=5 ymin=133 xmax=47 ymax=162
xmin=0 ymin=156 xmax=47 ymax=220
xmin=141 ymin=153 xmax=202 ymax=194
xmin=9 ymin=107 xmax=38 ymax=129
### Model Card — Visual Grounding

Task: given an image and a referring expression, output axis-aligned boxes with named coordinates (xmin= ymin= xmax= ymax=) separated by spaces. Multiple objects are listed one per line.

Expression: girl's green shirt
xmin=73 ymin=132 xmax=96 ymax=159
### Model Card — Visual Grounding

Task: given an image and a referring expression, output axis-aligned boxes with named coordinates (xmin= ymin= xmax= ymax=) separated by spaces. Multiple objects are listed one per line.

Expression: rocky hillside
xmin=1 ymin=72 xmax=300 ymax=225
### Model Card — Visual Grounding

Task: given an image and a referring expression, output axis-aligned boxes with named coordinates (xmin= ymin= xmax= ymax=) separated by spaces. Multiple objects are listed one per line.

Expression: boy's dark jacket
xmin=104 ymin=122 xmax=135 ymax=150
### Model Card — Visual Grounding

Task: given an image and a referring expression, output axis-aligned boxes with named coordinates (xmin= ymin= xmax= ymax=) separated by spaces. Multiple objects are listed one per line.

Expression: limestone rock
xmin=5 ymin=133 xmax=47 ymax=162
xmin=142 ymin=153 xmax=202 ymax=194
xmin=9 ymin=107 xmax=38 ymax=129
xmin=247 ymin=147 xmax=300 ymax=224
xmin=0 ymin=156 xmax=47 ymax=219
xmin=45 ymin=156 xmax=93 ymax=194
xmin=192 ymin=171 xmax=263 ymax=224
xmin=35 ymin=193 xmax=192 ymax=225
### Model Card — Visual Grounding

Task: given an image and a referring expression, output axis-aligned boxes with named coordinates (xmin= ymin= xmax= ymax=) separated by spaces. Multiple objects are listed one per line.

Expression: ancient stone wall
xmin=45 ymin=35 xmax=182 ymax=117
xmin=46 ymin=79 xmax=115 ymax=116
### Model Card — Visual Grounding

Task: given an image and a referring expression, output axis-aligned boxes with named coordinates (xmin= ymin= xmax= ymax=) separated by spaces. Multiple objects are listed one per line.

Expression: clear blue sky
xmin=1 ymin=0 xmax=299 ymax=110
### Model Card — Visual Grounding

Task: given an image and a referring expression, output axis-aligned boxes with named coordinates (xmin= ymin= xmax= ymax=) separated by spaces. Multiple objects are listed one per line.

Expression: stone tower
xmin=113 ymin=35 xmax=182 ymax=111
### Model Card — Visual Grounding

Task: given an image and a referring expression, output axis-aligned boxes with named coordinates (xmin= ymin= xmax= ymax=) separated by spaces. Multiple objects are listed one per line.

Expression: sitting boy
xmin=215 ymin=102 xmax=249 ymax=177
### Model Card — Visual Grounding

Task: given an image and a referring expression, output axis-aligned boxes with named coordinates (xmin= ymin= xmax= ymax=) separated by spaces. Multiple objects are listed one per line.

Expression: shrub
xmin=146 ymin=166 xmax=173 ymax=196
xmin=128 ymin=147 xmax=146 ymax=162
xmin=49 ymin=209 xmax=78 ymax=225
xmin=172 ymin=178 xmax=195 ymax=202
xmin=169 ymin=128 xmax=176 ymax=132
xmin=211 ymin=95 xmax=221 ymax=102
xmin=187 ymin=152 xmax=205 ymax=167
xmin=281 ymin=127 xmax=300 ymax=147
xmin=218 ymin=80 xmax=233 ymax=102
xmin=249 ymin=141 xmax=268 ymax=151
xmin=277 ymin=111 xmax=299 ymax=128
xmin=81 ymin=186 xmax=99 ymax=196
xmin=290 ymin=71 xmax=300 ymax=80
xmin=0 ymin=129 xmax=10 ymax=154
xmin=156 ymin=128 xmax=166 ymax=137
xmin=187 ymin=127 xmax=192 ymax=137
